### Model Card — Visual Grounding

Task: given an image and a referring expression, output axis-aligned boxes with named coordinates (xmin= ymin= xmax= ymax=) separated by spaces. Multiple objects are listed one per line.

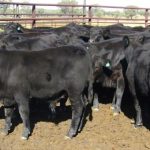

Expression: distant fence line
xmin=0 ymin=2 xmax=149 ymax=28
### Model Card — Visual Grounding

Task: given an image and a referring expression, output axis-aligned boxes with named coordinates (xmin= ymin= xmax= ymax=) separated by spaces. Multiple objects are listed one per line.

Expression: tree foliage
xmin=124 ymin=6 xmax=139 ymax=19
xmin=93 ymin=8 xmax=105 ymax=17
xmin=0 ymin=0 xmax=12 ymax=14
xmin=58 ymin=0 xmax=80 ymax=14
xmin=0 ymin=1 xmax=146 ymax=20
xmin=19 ymin=1 xmax=31 ymax=14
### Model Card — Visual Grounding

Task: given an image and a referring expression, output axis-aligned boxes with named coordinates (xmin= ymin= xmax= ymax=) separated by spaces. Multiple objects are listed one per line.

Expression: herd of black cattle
xmin=0 ymin=22 xmax=150 ymax=140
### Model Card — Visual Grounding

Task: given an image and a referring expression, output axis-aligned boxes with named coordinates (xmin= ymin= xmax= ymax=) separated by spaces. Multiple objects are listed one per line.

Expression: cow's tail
xmin=87 ymin=56 xmax=94 ymax=105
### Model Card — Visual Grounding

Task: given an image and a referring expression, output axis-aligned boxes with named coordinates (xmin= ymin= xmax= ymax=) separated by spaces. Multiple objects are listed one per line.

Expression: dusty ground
xmin=0 ymin=92 xmax=150 ymax=150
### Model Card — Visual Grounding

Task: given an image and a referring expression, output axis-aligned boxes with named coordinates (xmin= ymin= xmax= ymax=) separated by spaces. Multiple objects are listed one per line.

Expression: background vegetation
xmin=0 ymin=0 xmax=146 ymax=18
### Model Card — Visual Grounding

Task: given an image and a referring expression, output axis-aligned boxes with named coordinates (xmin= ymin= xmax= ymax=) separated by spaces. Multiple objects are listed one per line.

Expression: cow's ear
xmin=138 ymin=35 xmax=145 ymax=44
xmin=103 ymin=28 xmax=110 ymax=40
xmin=123 ymin=36 xmax=129 ymax=48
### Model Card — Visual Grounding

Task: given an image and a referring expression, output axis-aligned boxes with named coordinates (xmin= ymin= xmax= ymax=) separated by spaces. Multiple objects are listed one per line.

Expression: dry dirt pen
xmin=0 ymin=89 xmax=150 ymax=150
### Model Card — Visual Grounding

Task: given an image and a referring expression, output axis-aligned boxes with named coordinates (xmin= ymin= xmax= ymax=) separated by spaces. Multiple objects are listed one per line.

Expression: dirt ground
xmin=0 ymin=92 xmax=150 ymax=150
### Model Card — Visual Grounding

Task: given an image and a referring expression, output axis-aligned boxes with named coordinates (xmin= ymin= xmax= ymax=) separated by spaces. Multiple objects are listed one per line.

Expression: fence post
xmin=145 ymin=9 xmax=149 ymax=27
xmin=32 ymin=4 xmax=36 ymax=28
xmin=13 ymin=4 xmax=15 ymax=18
xmin=71 ymin=6 xmax=73 ymax=22
xmin=82 ymin=0 xmax=86 ymax=25
xmin=16 ymin=4 xmax=19 ymax=18
xmin=88 ymin=6 xmax=92 ymax=26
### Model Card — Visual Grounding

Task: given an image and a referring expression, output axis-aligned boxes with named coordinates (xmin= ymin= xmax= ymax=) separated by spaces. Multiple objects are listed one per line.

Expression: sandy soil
xmin=0 ymin=93 xmax=150 ymax=150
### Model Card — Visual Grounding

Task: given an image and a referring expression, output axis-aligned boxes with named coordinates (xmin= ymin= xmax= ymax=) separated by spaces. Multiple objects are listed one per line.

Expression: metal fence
xmin=0 ymin=2 xmax=149 ymax=28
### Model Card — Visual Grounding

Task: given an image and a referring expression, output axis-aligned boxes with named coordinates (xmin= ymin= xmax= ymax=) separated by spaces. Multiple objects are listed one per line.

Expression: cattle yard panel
xmin=0 ymin=2 xmax=150 ymax=28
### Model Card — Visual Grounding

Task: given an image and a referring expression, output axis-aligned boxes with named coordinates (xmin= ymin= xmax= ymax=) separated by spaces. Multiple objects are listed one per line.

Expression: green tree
xmin=111 ymin=11 xmax=120 ymax=18
xmin=36 ymin=8 xmax=45 ymax=15
xmin=138 ymin=10 xmax=145 ymax=16
xmin=124 ymin=6 xmax=139 ymax=19
xmin=19 ymin=1 xmax=31 ymax=14
xmin=58 ymin=0 xmax=79 ymax=14
xmin=0 ymin=0 xmax=12 ymax=14
xmin=93 ymin=7 xmax=105 ymax=17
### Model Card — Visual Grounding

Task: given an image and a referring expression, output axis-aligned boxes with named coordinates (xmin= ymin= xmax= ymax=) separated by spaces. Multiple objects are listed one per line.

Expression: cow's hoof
xmin=110 ymin=106 xmax=115 ymax=110
xmin=21 ymin=136 xmax=28 ymax=140
xmin=134 ymin=124 xmax=143 ymax=129
xmin=0 ymin=129 xmax=8 ymax=136
xmin=92 ymin=107 xmax=99 ymax=112
xmin=113 ymin=112 xmax=119 ymax=116
xmin=66 ymin=130 xmax=76 ymax=139
xmin=64 ymin=136 xmax=71 ymax=140
xmin=78 ymin=126 xmax=82 ymax=132
xmin=21 ymin=130 xmax=30 ymax=140
xmin=130 ymin=119 xmax=135 ymax=124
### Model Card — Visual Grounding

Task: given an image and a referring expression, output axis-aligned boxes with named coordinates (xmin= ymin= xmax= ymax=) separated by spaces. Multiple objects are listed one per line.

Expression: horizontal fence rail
xmin=0 ymin=2 xmax=149 ymax=28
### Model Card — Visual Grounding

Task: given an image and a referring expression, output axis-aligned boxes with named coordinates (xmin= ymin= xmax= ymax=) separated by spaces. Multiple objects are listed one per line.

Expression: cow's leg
xmin=59 ymin=95 xmax=68 ymax=112
xmin=78 ymin=107 xmax=86 ymax=132
xmin=1 ymin=98 xmax=16 ymax=135
xmin=15 ymin=93 xmax=30 ymax=140
xmin=92 ymin=93 xmax=99 ymax=111
xmin=133 ymin=96 xmax=143 ymax=127
xmin=92 ymin=82 xmax=99 ymax=111
xmin=78 ymin=93 xmax=88 ymax=132
xmin=88 ymin=80 xmax=94 ymax=104
xmin=111 ymin=93 xmax=116 ymax=110
xmin=78 ymin=80 xmax=94 ymax=131
xmin=113 ymin=77 xmax=125 ymax=116
xmin=66 ymin=95 xmax=84 ymax=139
xmin=48 ymin=100 xmax=57 ymax=120
xmin=126 ymin=68 xmax=143 ymax=127
xmin=143 ymin=98 xmax=150 ymax=120
xmin=1 ymin=107 xmax=14 ymax=135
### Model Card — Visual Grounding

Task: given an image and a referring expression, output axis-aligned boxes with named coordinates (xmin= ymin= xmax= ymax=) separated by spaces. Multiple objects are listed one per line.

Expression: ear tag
xmin=105 ymin=62 xmax=111 ymax=67
xmin=17 ymin=27 xmax=21 ymax=31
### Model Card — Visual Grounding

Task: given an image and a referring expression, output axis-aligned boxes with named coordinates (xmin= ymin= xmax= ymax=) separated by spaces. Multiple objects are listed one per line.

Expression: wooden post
xmin=32 ymin=4 xmax=36 ymax=28
xmin=16 ymin=4 xmax=19 ymax=18
xmin=145 ymin=9 xmax=149 ymax=27
xmin=88 ymin=6 xmax=92 ymax=26
xmin=82 ymin=0 xmax=86 ymax=25
xmin=72 ymin=6 xmax=73 ymax=22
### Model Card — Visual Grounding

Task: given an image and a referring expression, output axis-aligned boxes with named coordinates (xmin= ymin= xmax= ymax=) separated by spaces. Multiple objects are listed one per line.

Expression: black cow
xmin=49 ymin=37 xmax=128 ymax=116
xmin=3 ymin=22 xmax=53 ymax=33
xmin=0 ymin=46 xmax=93 ymax=140
xmin=89 ymin=26 xmax=104 ymax=43
xmin=89 ymin=23 xmax=147 ymax=43
xmin=0 ymin=32 xmax=90 ymax=120
xmin=124 ymin=37 xmax=150 ymax=127
xmin=0 ymin=32 xmax=89 ymax=52
xmin=0 ymin=33 xmax=70 ymax=51
xmin=86 ymin=37 xmax=128 ymax=115
xmin=3 ymin=22 xmax=91 ymax=43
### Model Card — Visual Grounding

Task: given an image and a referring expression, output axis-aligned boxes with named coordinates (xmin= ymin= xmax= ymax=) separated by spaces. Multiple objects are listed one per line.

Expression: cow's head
xmin=4 ymin=22 xmax=24 ymax=34
xmin=89 ymin=27 xmax=104 ymax=43
xmin=87 ymin=37 xmax=130 ymax=74
xmin=102 ymin=28 xmax=111 ymax=40
xmin=0 ymin=33 xmax=23 ymax=50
